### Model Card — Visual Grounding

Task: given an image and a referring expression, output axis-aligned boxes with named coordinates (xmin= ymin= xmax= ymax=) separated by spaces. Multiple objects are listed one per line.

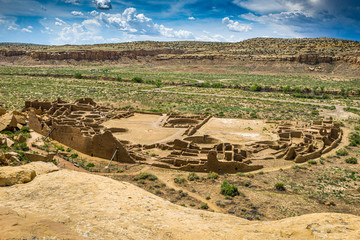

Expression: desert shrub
xmin=307 ymin=159 xmax=317 ymax=165
xmin=275 ymin=182 xmax=286 ymax=191
xmin=1 ymin=130 xmax=14 ymax=138
xmin=146 ymin=79 xmax=155 ymax=84
xmin=311 ymin=110 xmax=319 ymax=116
xmin=15 ymin=142 xmax=29 ymax=151
xmin=198 ymin=81 xmax=211 ymax=88
xmin=155 ymin=80 xmax=162 ymax=88
xmin=131 ymin=77 xmax=143 ymax=83
xmin=292 ymin=164 xmax=307 ymax=170
xmin=336 ymin=149 xmax=349 ymax=156
xmin=188 ymin=172 xmax=199 ymax=181
xmin=20 ymin=126 xmax=30 ymax=132
xmin=201 ymin=202 xmax=209 ymax=209
xmin=70 ymin=153 xmax=78 ymax=159
xmin=116 ymin=76 xmax=122 ymax=81
xmin=66 ymin=148 xmax=72 ymax=152
xmin=349 ymin=132 xmax=360 ymax=146
xmin=134 ymin=172 xmax=158 ymax=181
xmin=211 ymin=82 xmax=222 ymax=88
xmin=220 ymin=181 xmax=239 ymax=197
xmin=207 ymin=171 xmax=219 ymax=179
xmin=155 ymin=190 xmax=162 ymax=195
xmin=55 ymin=145 xmax=64 ymax=151
xmin=86 ymin=163 xmax=95 ymax=168
xmin=250 ymin=83 xmax=261 ymax=92
xmin=250 ymin=111 xmax=258 ymax=119
xmin=74 ymin=73 xmax=82 ymax=79
xmin=345 ymin=157 xmax=358 ymax=164
xmin=295 ymin=87 xmax=302 ymax=93
xmin=174 ymin=177 xmax=186 ymax=184
xmin=205 ymin=195 xmax=211 ymax=200
xmin=283 ymin=86 xmax=291 ymax=93
xmin=243 ymin=181 xmax=251 ymax=187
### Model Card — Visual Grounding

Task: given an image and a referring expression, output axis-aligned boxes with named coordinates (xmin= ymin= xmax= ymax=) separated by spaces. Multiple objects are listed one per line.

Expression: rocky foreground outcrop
xmin=0 ymin=168 xmax=359 ymax=239
xmin=0 ymin=162 xmax=58 ymax=186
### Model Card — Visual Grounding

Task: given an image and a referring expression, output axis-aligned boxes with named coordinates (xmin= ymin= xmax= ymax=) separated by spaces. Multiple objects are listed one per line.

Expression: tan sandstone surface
xmin=0 ymin=167 xmax=360 ymax=239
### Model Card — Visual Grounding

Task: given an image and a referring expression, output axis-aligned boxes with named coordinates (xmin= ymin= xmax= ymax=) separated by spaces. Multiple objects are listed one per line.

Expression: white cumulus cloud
xmin=21 ymin=26 xmax=33 ymax=33
xmin=8 ymin=26 xmax=17 ymax=31
xmin=98 ymin=8 xmax=194 ymax=39
xmin=55 ymin=18 xmax=67 ymax=26
xmin=63 ymin=0 xmax=80 ymax=5
xmin=222 ymin=17 xmax=252 ymax=32
xmin=188 ymin=16 xmax=195 ymax=20
xmin=93 ymin=0 xmax=112 ymax=10
xmin=71 ymin=11 xmax=84 ymax=16
xmin=55 ymin=19 xmax=104 ymax=44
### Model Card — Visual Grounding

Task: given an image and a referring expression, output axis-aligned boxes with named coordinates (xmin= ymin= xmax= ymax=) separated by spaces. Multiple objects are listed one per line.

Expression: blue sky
xmin=0 ymin=0 xmax=359 ymax=45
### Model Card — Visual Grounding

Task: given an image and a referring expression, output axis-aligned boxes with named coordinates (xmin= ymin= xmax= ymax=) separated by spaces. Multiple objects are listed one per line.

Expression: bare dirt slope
xmin=0 ymin=169 xmax=360 ymax=239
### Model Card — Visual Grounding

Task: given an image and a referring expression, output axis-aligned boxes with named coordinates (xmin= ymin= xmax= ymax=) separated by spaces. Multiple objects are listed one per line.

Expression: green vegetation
xmin=207 ymin=171 xmax=219 ymax=179
xmin=188 ymin=172 xmax=200 ymax=181
xmin=250 ymin=83 xmax=261 ymax=92
xmin=14 ymin=142 xmax=29 ymax=151
xmin=292 ymin=164 xmax=307 ymax=170
xmin=349 ymin=132 xmax=360 ymax=146
xmin=275 ymin=182 xmax=286 ymax=191
xmin=345 ymin=157 xmax=358 ymax=164
xmin=86 ymin=163 xmax=95 ymax=168
xmin=336 ymin=149 xmax=349 ymax=156
xmin=220 ymin=181 xmax=239 ymax=197
xmin=74 ymin=72 xmax=82 ymax=79
xmin=174 ymin=177 xmax=187 ymax=184
xmin=134 ymin=172 xmax=158 ymax=181
xmin=70 ymin=153 xmax=78 ymax=159
xmin=131 ymin=77 xmax=143 ymax=83
xmin=200 ymin=202 xmax=209 ymax=209
xmin=307 ymin=160 xmax=317 ymax=165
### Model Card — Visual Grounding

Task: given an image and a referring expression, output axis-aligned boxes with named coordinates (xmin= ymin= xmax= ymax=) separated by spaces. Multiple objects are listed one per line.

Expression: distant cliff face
xmin=1 ymin=38 xmax=360 ymax=65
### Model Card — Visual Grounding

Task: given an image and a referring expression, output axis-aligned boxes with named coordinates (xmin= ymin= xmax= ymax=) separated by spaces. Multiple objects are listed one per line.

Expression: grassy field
xmin=1 ymin=65 xmax=360 ymax=91
xmin=0 ymin=74 xmax=339 ymax=121
xmin=1 ymin=64 xmax=359 ymax=121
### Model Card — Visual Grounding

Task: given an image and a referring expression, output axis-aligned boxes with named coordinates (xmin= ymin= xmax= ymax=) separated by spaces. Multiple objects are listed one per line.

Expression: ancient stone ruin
xmin=25 ymin=98 xmax=134 ymax=163
xmin=24 ymin=98 xmax=342 ymax=173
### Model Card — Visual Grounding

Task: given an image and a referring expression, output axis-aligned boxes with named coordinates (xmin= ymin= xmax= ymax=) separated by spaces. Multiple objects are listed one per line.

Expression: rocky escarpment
xmin=1 ymin=37 xmax=360 ymax=65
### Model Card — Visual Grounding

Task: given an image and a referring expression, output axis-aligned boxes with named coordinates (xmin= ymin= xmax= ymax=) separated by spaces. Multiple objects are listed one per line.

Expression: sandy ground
xmin=197 ymin=118 xmax=278 ymax=143
xmin=0 ymin=169 xmax=360 ymax=239
xmin=102 ymin=113 xmax=185 ymax=144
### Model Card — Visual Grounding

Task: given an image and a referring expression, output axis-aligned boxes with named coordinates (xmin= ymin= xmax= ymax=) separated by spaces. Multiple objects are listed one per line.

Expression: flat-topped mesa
xmin=25 ymin=98 xmax=135 ymax=163
xmin=1 ymin=38 xmax=360 ymax=66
